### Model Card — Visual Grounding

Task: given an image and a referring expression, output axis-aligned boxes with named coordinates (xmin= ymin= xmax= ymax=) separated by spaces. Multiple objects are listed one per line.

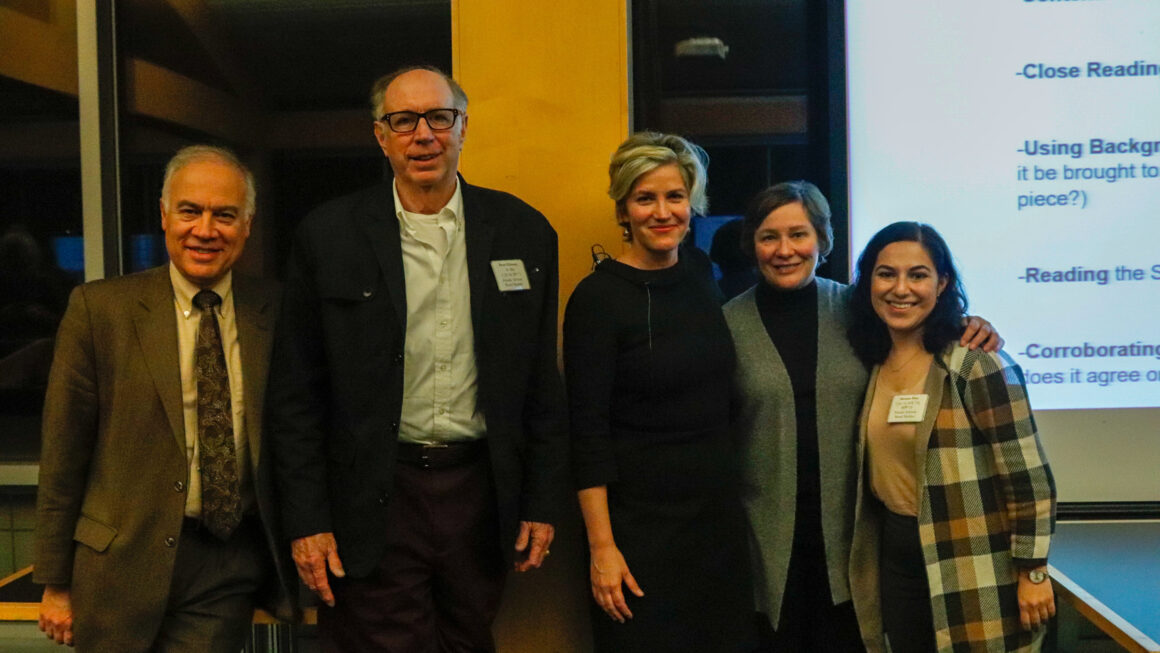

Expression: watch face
xmin=1028 ymin=569 xmax=1048 ymax=584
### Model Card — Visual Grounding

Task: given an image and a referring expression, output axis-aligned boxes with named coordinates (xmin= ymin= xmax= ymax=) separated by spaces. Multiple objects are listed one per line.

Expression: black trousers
xmin=757 ymin=514 xmax=864 ymax=652
xmin=879 ymin=510 xmax=936 ymax=653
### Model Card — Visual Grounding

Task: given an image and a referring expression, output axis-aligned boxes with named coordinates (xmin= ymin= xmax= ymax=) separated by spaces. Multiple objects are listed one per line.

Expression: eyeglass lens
xmin=387 ymin=109 xmax=457 ymax=132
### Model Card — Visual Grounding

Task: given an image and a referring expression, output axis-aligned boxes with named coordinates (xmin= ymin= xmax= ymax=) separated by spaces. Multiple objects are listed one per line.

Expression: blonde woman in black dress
xmin=565 ymin=132 xmax=754 ymax=652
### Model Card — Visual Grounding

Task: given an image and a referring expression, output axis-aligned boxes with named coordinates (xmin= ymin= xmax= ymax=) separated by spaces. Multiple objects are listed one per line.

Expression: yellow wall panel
xmin=453 ymin=3 xmax=628 ymax=651
xmin=453 ymin=0 xmax=629 ymax=315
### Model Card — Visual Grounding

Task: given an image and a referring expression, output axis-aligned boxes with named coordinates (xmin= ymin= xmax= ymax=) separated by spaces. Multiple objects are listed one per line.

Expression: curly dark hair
xmin=847 ymin=221 xmax=968 ymax=365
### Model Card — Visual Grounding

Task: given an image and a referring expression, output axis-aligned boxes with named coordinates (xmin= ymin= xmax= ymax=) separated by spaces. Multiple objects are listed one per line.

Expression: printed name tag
xmin=490 ymin=259 xmax=531 ymax=292
xmin=887 ymin=394 xmax=929 ymax=423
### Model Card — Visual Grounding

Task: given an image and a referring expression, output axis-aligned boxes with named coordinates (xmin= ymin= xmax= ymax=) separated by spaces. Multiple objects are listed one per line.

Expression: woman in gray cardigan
xmin=723 ymin=181 xmax=1000 ymax=652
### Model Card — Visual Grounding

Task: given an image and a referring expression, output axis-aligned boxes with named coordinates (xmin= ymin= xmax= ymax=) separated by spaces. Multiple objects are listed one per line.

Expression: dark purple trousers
xmin=319 ymin=447 xmax=506 ymax=653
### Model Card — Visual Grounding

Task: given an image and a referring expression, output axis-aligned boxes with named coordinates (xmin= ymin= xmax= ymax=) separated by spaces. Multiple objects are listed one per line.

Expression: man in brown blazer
xmin=33 ymin=145 xmax=292 ymax=652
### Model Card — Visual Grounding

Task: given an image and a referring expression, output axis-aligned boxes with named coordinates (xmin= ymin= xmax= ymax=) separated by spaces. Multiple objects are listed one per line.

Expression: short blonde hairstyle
xmin=608 ymin=132 xmax=709 ymax=240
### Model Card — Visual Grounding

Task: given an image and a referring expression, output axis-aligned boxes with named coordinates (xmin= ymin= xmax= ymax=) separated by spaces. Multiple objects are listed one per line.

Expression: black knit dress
xmin=565 ymin=254 xmax=754 ymax=653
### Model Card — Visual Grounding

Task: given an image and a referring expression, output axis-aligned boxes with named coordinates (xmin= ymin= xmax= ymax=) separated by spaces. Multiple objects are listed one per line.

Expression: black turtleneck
xmin=755 ymin=279 xmax=823 ymax=541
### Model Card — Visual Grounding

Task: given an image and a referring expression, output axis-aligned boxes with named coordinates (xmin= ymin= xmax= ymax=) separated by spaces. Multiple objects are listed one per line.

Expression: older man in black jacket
xmin=266 ymin=66 xmax=567 ymax=652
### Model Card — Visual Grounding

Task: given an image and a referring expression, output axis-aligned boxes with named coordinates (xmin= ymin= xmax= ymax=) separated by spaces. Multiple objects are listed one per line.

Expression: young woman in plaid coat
xmin=846 ymin=222 xmax=1057 ymax=653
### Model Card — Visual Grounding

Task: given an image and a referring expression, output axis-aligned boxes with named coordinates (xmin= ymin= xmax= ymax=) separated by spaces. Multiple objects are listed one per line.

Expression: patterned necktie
xmin=193 ymin=289 xmax=242 ymax=540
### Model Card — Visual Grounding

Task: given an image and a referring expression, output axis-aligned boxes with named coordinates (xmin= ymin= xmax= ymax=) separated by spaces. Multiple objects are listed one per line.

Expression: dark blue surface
xmin=1051 ymin=521 xmax=1160 ymax=645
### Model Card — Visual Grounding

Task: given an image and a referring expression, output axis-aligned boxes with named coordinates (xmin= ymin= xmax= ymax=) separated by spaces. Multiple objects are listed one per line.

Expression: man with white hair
xmin=35 ymin=145 xmax=292 ymax=651
xmin=267 ymin=66 xmax=568 ymax=651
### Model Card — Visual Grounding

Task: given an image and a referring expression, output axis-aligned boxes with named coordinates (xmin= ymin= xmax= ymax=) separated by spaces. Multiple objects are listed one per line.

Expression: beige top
xmin=170 ymin=264 xmax=253 ymax=518
xmin=393 ymin=179 xmax=486 ymax=444
xmin=866 ymin=357 xmax=935 ymax=517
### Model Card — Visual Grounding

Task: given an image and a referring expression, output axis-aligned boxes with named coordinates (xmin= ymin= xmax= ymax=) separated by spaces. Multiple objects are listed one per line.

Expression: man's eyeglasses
xmin=378 ymin=108 xmax=462 ymax=133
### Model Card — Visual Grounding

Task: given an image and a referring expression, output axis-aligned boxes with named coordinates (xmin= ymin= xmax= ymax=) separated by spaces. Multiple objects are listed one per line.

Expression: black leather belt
xmin=396 ymin=440 xmax=486 ymax=469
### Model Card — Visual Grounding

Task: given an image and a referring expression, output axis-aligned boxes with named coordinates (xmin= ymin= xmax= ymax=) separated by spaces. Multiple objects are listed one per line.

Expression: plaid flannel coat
xmin=850 ymin=344 xmax=1056 ymax=653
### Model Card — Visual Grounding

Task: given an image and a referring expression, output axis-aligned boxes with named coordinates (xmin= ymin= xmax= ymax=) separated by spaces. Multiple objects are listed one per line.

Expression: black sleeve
xmin=265 ymin=222 xmax=334 ymax=540
xmin=563 ymin=275 xmax=621 ymax=489
xmin=516 ymin=222 xmax=570 ymax=524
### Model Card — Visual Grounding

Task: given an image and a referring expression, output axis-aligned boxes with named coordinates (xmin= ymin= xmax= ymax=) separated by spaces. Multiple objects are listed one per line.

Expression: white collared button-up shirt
xmin=393 ymin=179 xmax=486 ymax=444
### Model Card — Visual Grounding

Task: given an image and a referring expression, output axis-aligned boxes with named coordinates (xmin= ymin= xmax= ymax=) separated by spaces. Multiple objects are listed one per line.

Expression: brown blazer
xmin=33 ymin=265 xmax=293 ymax=651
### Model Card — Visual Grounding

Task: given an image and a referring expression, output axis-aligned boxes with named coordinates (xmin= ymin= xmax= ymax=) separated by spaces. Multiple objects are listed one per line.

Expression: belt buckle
xmin=418 ymin=442 xmax=447 ymax=469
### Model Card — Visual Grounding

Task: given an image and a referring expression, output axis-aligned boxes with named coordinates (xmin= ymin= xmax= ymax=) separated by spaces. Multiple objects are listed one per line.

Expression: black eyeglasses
xmin=377 ymin=108 xmax=462 ymax=133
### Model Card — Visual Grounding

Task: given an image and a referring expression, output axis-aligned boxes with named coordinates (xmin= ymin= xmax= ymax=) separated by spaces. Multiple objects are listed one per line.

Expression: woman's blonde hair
xmin=607 ymin=132 xmax=708 ymax=240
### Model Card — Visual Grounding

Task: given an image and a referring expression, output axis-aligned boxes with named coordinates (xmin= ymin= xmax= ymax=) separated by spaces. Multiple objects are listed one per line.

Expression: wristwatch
xmin=1027 ymin=568 xmax=1048 ymax=584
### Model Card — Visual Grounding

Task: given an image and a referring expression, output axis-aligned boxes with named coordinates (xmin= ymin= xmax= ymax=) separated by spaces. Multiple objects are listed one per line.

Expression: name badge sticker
xmin=490 ymin=259 xmax=531 ymax=292
xmin=887 ymin=394 xmax=929 ymax=423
